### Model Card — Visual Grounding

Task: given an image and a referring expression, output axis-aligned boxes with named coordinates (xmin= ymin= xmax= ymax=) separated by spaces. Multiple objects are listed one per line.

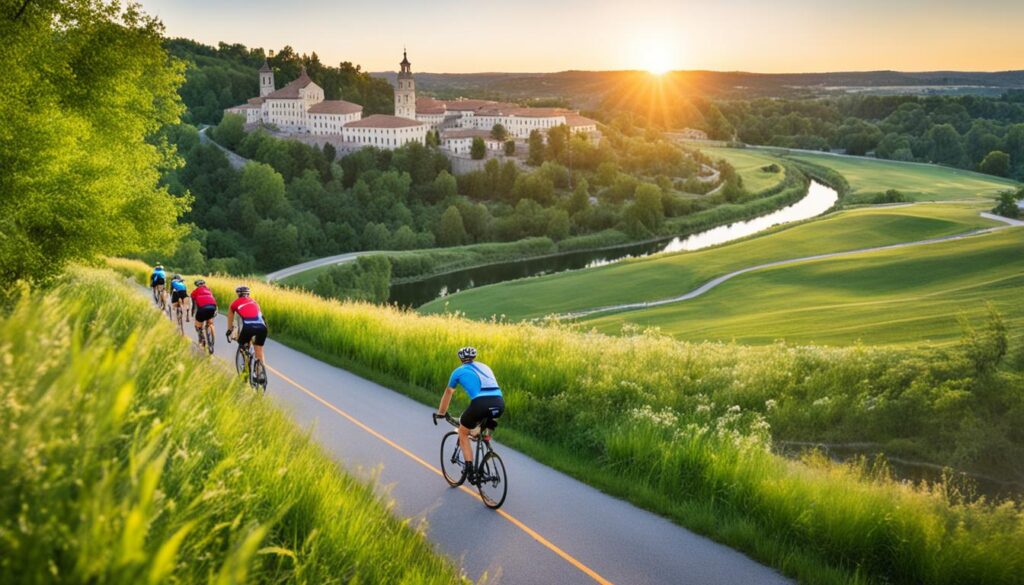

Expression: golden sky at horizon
xmin=142 ymin=0 xmax=1024 ymax=73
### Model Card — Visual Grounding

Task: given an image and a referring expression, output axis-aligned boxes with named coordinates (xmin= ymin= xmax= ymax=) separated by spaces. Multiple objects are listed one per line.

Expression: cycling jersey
xmin=230 ymin=297 xmax=265 ymax=325
xmin=190 ymin=286 xmax=216 ymax=308
xmin=170 ymin=280 xmax=187 ymax=293
xmin=448 ymin=361 xmax=502 ymax=400
xmin=151 ymin=269 xmax=166 ymax=286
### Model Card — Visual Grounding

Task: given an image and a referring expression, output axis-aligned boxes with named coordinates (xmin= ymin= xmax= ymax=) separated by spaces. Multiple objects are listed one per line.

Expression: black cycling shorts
xmin=152 ymin=277 xmax=165 ymax=287
xmin=171 ymin=290 xmax=188 ymax=303
xmin=460 ymin=395 xmax=505 ymax=430
xmin=195 ymin=304 xmax=217 ymax=323
xmin=238 ymin=322 xmax=268 ymax=347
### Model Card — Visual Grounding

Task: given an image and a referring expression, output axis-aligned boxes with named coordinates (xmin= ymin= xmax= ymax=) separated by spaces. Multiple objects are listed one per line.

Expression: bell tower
xmin=395 ymin=48 xmax=416 ymax=120
xmin=259 ymin=53 xmax=275 ymax=97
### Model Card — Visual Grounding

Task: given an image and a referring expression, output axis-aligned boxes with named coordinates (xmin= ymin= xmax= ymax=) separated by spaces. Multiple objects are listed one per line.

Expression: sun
xmin=631 ymin=38 xmax=676 ymax=76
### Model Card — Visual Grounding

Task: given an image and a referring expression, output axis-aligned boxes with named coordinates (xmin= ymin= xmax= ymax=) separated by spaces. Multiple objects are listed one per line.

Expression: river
xmin=390 ymin=181 xmax=839 ymax=308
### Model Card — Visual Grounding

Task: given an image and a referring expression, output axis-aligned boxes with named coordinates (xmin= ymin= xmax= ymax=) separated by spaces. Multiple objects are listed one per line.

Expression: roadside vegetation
xmin=422 ymin=203 xmax=999 ymax=320
xmin=110 ymin=257 xmax=1024 ymax=585
xmin=0 ymin=268 xmax=463 ymax=584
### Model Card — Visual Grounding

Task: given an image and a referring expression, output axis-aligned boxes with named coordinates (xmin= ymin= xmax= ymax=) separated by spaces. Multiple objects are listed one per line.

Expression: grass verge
xmin=0 ymin=267 xmax=465 ymax=584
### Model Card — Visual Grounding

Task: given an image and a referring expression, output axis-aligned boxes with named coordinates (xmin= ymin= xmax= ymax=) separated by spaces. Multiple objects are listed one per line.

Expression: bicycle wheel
xmin=205 ymin=326 xmax=215 ymax=355
xmin=476 ymin=451 xmax=508 ymax=509
xmin=235 ymin=346 xmax=247 ymax=375
xmin=251 ymin=359 xmax=267 ymax=393
xmin=176 ymin=307 xmax=184 ymax=334
xmin=439 ymin=431 xmax=466 ymax=487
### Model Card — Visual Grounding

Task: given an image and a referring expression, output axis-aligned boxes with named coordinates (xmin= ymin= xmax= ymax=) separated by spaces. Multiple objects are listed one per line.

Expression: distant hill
xmin=371 ymin=69 xmax=1024 ymax=107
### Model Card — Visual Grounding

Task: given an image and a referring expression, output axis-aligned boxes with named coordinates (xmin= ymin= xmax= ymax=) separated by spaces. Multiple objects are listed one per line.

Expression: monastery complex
xmin=226 ymin=51 xmax=599 ymax=154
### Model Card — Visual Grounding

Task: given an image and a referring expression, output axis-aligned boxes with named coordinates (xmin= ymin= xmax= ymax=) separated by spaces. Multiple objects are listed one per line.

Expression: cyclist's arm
xmin=226 ymin=307 xmax=236 ymax=331
xmin=437 ymin=386 xmax=456 ymax=416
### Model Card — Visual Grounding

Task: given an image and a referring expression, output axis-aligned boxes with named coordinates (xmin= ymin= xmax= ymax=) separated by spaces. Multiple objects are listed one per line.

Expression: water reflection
xmin=391 ymin=181 xmax=838 ymax=308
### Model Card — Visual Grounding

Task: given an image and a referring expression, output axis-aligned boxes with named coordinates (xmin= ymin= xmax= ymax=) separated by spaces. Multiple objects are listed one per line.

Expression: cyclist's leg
xmin=251 ymin=324 xmax=268 ymax=364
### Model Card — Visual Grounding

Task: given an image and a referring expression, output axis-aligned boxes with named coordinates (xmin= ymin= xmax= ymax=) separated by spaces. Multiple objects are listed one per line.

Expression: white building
xmin=225 ymin=53 xmax=427 ymax=150
xmin=224 ymin=50 xmax=596 ymax=153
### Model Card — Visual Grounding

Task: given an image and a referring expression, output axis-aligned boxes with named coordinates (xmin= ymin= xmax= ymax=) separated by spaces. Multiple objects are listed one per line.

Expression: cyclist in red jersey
xmin=227 ymin=286 xmax=268 ymax=365
xmin=190 ymin=279 xmax=218 ymax=340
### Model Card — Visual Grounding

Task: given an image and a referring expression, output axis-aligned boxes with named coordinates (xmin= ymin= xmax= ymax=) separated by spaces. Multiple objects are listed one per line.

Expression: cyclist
xmin=150 ymin=264 xmax=166 ymax=302
xmin=227 ymin=286 xmax=268 ymax=372
xmin=169 ymin=274 xmax=190 ymax=321
xmin=436 ymin=347 xmax=504 ymax=484
xmin=190 ymin=279 xmax=217 ymax=340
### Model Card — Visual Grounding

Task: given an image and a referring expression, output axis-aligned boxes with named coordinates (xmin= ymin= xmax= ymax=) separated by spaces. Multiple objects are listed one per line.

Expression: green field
xmin=779 ymin=151 xmax=1018 ymax=201
xmin=699 ymin=146 xmax=789 ymax=193
xmin=421 ymin=203 xmax=999 ymax=321
xmin=584 ymin=227 xmax=1024 ymax=346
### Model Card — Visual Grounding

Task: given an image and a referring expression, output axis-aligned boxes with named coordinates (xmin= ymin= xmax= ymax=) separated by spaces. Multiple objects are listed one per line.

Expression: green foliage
xmin=504 ymin=140 xmax=516 ymax=156
xmin=0 ymin=267 xmax=461 ymax=583
xmin=0 ymin=0 xmax=186 ymax=304
xmin=979 ymin=150 xmax=1011 ymax=177
xmin=991 ymin=188 xmax=1023 ymax=219
xmin=437 ymin=206 xmax=467 ymax=246
xmin=470 ymin=137 xmax=486 ymax=160
xmin=491 ymin=123 xmax=508 ymax=141
xmin=527 ymin=130 xmax=546 ymax=165
xmin=313 ymin=256 xmax=392 ymax=302
xmin=213 ymin=113 xmax=246 ymax=150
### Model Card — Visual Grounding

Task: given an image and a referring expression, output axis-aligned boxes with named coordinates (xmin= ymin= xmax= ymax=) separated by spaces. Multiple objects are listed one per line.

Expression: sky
xmin=141 ymin=0 xmax=1024 ymax=73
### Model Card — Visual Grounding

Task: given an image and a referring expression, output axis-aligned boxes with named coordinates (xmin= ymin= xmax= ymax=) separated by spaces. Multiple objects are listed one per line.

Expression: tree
xmin=504 ymin=140 xmax=516 ymax=156
xmin=471 ymin=137 xmax=486 ymax=160
xmin=633 ymin=183 xmax=665 ymax=230
xmin=991 ymin=188 xmax=1023 ymax=219
xmin=547 ymin=125 xmax=570 ymax=160
xmin=361 ymin=222 xmax=391 ymax=249
xmin=323 ymin=142 xmax=337 ymax=162
xmin=0 ymin=0 xmax=185 ymax=302
xmin=426 ymin=130 xmax=440 ymax=147
xmin=527 ymin=130 xmax=546 ymax=165
xmin=389 ymin=225 xmax=419 ymax=250
xmin=213 ymin=113 xmax=246 ymax=150
xmin=979 ymin=151 xmax=1011 ymax=177
xmin=569 ymin=178 xmax=591 ymax=214
xmin=927 ymin=124 xmax=965 ymax=166
xmin=240 ymin=163 xmax=289 ymax=218
xmin=432 ymin=169 xmax=458 ymax=202
xmin=491 ymin=124 xmax=508 ymax=141
xmin=437 ymin=206 xmax=467 ymax=246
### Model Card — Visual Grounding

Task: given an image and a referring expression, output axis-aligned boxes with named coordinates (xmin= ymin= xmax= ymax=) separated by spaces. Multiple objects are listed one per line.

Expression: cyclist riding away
xmin=150 ymin=264 xmax=166 ymax=300
xmin=227 ymin=285 xmax=268 ymax=370
xmin=169 ymin=275 xmax=189 ymax=321
xmin=436 ymin=347 xmax=505 ymax=484
xmin=191 ymin=279 xmax=217 ymax=339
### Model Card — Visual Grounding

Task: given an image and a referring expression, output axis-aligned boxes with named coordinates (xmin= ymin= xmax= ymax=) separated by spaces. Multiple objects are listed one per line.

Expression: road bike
xmin=153 ymin=285 xmax=170 ymax=318
xmin=433 ymin=412 xmax=508 ymax=509
xmin=196 ymin=320 xmax=215 ymax=355
xmin=173 ymin=301 xmax=186 ymax=335
xmin=228 ymin=330 xmax=267 ymax=393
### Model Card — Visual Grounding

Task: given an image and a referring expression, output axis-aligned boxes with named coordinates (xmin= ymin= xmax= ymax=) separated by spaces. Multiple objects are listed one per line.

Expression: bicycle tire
xmin=235 ymin=346 xmax=247 ymax=375
xmin=439 ymin=431 xmax=466 ymax=487
xmin=252 ymin=359 xmax=267 ymax=393
xmin=205 ymin=326 xmax=215 ymax=355
xmin=476 ymin=451 xmax=508 ymax=509
xmin=176 ymin=307 xmax=184 ymax=334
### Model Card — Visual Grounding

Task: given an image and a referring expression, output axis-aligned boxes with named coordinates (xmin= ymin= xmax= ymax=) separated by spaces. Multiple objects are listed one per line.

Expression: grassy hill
xmin=699 ymin=146 xmax=789 ymax=193
xmin=584 ymin=226 xmax=1024 ymax=346
xmin=421 ymin=203 xmax=999 ymax=321
xmin=0 ymin=268 xmax=463 ymax=584
xmin=779 ymin=151 xmax=1018 ymax=201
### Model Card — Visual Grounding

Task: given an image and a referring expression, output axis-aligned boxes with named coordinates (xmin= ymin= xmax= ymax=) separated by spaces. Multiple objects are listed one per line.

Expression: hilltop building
xmin=225 ymin=50 xmax=599 ymax=153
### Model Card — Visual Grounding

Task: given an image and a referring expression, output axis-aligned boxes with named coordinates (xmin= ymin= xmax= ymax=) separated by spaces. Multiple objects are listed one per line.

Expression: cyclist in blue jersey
xmin=150 ymin=264 xmax=166 ymax=300
xmin=436 ymin=347 xmax=505 ymax=483
xmin=169 ymin=274 xmax=190 ymax=321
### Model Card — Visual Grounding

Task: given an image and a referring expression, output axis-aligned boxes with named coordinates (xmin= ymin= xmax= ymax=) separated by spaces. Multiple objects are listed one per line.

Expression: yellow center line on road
xmin=265 ymin=364 xmax=615 ymax=585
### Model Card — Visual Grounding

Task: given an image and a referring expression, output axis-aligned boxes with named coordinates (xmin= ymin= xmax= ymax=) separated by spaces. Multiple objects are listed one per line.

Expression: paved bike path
xmin=190 ymin=309 xmax=790 ymax=585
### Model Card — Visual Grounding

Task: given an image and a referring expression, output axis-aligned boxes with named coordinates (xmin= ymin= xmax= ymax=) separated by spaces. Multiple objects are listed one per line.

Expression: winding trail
xmin=265 ymin=251 xmax=378 ymax=282
xmin=562 ymin=212 xmax=1023 ymax=320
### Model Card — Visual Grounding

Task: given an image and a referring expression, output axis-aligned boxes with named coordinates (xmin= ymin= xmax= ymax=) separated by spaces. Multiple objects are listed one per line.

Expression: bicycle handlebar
xmin=432 ymin=413 xmax=457 ymax=427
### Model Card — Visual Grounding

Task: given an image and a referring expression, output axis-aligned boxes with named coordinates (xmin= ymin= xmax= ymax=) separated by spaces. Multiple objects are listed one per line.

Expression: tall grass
xmin=0 ymin=267 xmax=465 ymax=584
xmin=108 ymin=258 xmax=1024 ymax=585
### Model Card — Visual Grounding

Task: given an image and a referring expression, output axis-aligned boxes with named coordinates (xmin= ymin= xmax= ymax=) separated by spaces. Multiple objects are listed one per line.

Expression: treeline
xmin=165 ymin=39 xmax=394 ymax=125
xmin=603 ymin=86 xmax=1024 ymax=179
